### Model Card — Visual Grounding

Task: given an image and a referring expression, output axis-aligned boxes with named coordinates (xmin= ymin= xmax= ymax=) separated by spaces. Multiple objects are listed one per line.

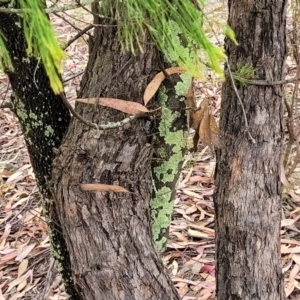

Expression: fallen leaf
xmin=18 ymin=260 xmax=28 ymax=277
xmin=280 ymin=158 xmax=293 ymax=189
xmin=292 ymin=254 xmax=300 ymax=266
xmin=0 ymin=250 xmax=17 ymax=264
xmin=281 ymin=219 xmax=295 ymax=227
xmin=187 ymin=228 xmax=209 ymax=239
xmin=0 ymin=223 xmax=11 ymax=244
xmin=16 ymin=244 xmax=36 ymax=261
xmin=199 ymin=109 xmax=212 ymax=147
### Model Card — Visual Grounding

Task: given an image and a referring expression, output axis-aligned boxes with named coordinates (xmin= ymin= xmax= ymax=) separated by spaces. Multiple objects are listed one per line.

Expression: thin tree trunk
xmin=214 ymin=1 xmax=287 ymax=299
xmin=0 ymin=10 xmax=80 ymax=299
xmin=51 ymin=20 xmax=181 ymax=300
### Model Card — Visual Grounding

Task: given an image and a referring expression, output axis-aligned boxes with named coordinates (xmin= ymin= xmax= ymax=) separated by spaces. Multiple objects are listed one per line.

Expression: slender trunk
xmin=0 ymin=10 xmax=80 ymax=299
xmin=51 ymin=21 xmax=181 ymax=299
xmin=214 ymin=1 xmax=287 ymax=299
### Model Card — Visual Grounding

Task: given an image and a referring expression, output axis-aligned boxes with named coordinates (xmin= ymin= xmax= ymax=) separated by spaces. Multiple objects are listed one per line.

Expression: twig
xmin=0 ymin=0 xmax=94 ymax=14
xmin=226 ymin=60 xmax=256 ymax=143
xmin=59 ymin=93 xmax=98 ymax=128
xmin=41 ymin=258 xmax=55 ymax=300
xmin=63 ymin=71 xmax=85 ymax=83
xmin=234 ymin=76 xmax=300 ymax=86
xmin=62 ymin=24 xmax=93 ymax=50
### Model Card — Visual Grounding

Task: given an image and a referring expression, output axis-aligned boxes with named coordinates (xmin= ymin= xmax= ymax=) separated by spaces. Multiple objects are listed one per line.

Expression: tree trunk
xmin=51 ymin=18 xmax=181 ymax=300
xmin=214 ymin=1 xmax=287 ymax=299
xmin=0 ymin=10 xmax=80 ymax=299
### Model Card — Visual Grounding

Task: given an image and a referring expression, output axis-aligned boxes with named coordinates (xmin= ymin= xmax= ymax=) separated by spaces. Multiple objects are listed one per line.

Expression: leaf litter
xmin=0 ymin=1 xmax=300 ymax=300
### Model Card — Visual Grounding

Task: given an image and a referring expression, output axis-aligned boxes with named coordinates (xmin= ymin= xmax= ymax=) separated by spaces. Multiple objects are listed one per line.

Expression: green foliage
xmin=0 ymin=31 xmax=12 ymax=71
xmin=225 ymin=24 xmax=239 ymax=46
xmin=0 ymin=0 xmax=227 ymax=93
xmin=0 ymin=0 xmax=64 ymax=93
xmin=18 ymin=0 xmax=65 ymax=93
xmin=232 ymin=63 xmax=256 ymax=86
xmin=101 ymin=0 xmax=226 ymax=77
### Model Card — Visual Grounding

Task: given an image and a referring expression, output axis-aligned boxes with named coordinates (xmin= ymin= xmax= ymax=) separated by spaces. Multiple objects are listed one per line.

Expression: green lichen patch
xmin=151 ymin=76 xmax=191 ymax=251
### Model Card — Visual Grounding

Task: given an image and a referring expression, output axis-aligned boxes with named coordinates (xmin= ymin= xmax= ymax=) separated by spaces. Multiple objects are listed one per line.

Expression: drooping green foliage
xmin=18 ymin=0 xmax=65 ymax=93
xmin=0 ymin=0 xmax=65 ymax=93
xmin=225 ymin=24 xmax=239 ymax=46
xmin=0 ymin=31 xmax=12 ymax=71
xmin=101 ymin=0 xmax=226 ymax=76
xmin=0 ymin=0 xmax=227 ymax=93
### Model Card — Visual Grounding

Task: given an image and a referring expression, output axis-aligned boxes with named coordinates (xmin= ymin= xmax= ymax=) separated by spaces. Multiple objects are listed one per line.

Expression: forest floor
xmin=1 ymin=2 xmax=300 ymax=300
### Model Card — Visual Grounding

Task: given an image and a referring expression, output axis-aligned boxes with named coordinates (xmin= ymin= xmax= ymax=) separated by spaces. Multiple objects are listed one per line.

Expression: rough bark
xmin=51 ymin=18 xmax=181 ymax=300
xmin=214 ymin=1 xmax=287 ymax=299
xmin=0 ymin=10 xmax=79 ymax=299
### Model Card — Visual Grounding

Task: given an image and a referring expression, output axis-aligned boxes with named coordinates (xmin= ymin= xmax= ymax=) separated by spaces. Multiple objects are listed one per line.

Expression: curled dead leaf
xmin=143 ymin=67 xmax=186 ymax=105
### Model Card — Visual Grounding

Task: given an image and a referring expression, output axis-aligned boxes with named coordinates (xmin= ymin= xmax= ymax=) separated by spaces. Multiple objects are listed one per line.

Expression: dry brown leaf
xmin=172 ymin=232 xmax=189 ymax=243
xmin=0 ymin=250 xmax=17 ymax=264
xmin=0 ymin=182 xmax=15 ymax=194
xmin=199 ymin=109 xmax=212 ymax=147
xmin=76 ymin=98 xmax=149 ymax=115
xmin=280 ymin=158 xmax=293 ymax=189
xmin=187 ymin=85 xmax=207 ymax=131
xmin=6 ymin=277 xmax=26 ymax=292
xmin=16 ymin=244 xmax=35 ymax=261
xmin=17 ymin=279 xmax=27 ymax=292
xmin=18 ymin=259 xmax=28 ymax=277
xmin=282 ymin=246 xmax=300 ymax=254
xmin=0 ymin=289 xmax=5 ymax=300
xmin=143 ymin=67 xmax=186 ymax=105
xmin=80 ymin=183 xmax=128 ymax=193
xmin=0 ymin=223 xmax=11 ymax=244
xmin=171 ymin=260 xmax=179 ymax=276
xmin=209 ymin=114 xmax=220 ymax=135
xmin=6 ymin=171 xmax=24 ymax=183
xmin=292 ymin=254 xmax=300 ymax=266
xmin=187 ymin=228 xmax=209 ymax=239
xmin=281 ymin=218 xmax=295 ymax=227
xmin=185 ymin=205 xmax=198 ymax=215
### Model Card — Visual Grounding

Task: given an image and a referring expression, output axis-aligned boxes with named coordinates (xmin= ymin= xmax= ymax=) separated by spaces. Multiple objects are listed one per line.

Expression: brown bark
xmin=51 ymin=20 xmax=180 ymax=300
xmin=0 ymin=10 xmax=79 ymax=299
xmin=214 ymin=1 xmax=287 ymax=299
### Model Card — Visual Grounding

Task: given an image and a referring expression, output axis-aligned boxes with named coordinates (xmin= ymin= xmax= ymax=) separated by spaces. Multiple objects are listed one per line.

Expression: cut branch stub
xmin=76 ymin=97 xmax=149 ymax=115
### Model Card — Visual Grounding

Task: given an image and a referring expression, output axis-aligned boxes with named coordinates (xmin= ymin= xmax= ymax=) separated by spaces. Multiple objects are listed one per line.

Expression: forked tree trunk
xmin=51 ymin=19 xmax=181 ymax=300
xmin=214 ymin=1 xmax=287 ymax=299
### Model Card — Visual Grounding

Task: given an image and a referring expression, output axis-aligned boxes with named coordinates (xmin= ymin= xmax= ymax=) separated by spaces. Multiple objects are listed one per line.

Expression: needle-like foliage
xmin=101 ymin=0 xmax=226 ymax=76
xmin=0 ymin=0 xmax=228 ymax=93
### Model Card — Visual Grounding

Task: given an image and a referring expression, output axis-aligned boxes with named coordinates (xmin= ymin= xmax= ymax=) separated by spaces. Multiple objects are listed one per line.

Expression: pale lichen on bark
xmin=151 ymin=73 xmax=191 ymax=250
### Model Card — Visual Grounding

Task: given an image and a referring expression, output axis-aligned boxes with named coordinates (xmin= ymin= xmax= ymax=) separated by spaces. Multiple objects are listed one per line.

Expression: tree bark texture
xmin=51 ymin=18 xmax=181 ymax=300
xmin=0 ymin=10 xmax=80 ymax=298
xmin=214 ymin=1 xmax=287 ymax=299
